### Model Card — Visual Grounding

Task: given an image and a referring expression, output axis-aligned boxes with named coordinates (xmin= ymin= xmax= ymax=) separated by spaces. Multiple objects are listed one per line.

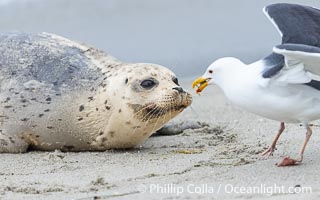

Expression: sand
xmin=0 ymin=78 xmax=319 ymax=200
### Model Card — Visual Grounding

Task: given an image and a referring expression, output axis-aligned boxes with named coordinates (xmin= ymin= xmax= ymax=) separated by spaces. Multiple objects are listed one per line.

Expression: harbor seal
xmin=0 ymin=32 xmax=192 ymax=153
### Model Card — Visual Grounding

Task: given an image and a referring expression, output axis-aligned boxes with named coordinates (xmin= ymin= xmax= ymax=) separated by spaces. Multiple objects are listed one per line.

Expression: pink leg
xmin=277 ymin=125 xmax=312 ymax=167
xmin=261 ymin=122 xmax=285 ymax=156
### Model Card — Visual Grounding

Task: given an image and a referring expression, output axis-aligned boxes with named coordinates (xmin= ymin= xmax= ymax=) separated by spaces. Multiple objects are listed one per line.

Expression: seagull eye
xmin=208 ymin=70 xmax=213 ymax=74
xmin=172 ymin=77 xmax=179 ymax=86
xmin=140 ymin=79 xmax=156 ymax=89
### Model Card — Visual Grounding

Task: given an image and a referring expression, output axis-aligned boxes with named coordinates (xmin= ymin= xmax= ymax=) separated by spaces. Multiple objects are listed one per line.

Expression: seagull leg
xmin=261 ymin=122 xmax=285 ymax=156
xmin=277 ymin=124 xmax=312 ymax=167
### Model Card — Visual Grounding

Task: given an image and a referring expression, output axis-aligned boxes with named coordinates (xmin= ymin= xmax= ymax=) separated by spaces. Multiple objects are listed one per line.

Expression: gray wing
xmin=261 ymin=53 xmax=284 ymax=78
xmin=264 ymin=3 xmax=320 ymax=46
xmin=262 ymin=3 xmax=320 ymax=78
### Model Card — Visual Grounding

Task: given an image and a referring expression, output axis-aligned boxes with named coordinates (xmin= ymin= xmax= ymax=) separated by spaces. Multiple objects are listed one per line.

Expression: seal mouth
xmin=174 ymin=105 xmax=188 ymax=110
xmin=145 ymin=104 xmax=186 ymax=115
xmin=129 ymin=95 xmax=191 ymax=122
xmin=145 ymin=104 xmax=162 ymax=115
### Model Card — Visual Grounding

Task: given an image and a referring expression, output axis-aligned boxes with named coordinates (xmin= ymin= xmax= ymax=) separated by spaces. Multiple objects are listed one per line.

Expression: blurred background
xmin=0 ymin=0 xmax=317 ymax=77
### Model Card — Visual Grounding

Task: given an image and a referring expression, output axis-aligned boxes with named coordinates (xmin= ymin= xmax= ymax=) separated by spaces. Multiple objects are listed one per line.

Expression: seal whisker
xmin=129 ymin=103 xmax=159 ymax=135
xmin=130 ymin=105 xmax=160 ymax=135
xmin=132 ymin=103 xmax=157 ymax=118
xmin=168 ymin=104 xmax=175 ymax=124
xmin=142 ymin=106 xmax=161 ymax=128
xmin=160 ymin=106 xmax=168 ymax=125
xmin=141 ymin=106 xmax=163 ymax=136
xmin=133 ymin=105 xmax=162 ymax=136
xmin=138 ymin=105 xmax=166 ymax=136
xmin=150 ymin=107 xmax=166 ymax=134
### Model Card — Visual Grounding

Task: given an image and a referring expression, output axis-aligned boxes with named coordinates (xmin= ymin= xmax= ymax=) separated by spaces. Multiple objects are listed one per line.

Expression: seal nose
xmin=172 ymin=87 xmax=185 ymax=94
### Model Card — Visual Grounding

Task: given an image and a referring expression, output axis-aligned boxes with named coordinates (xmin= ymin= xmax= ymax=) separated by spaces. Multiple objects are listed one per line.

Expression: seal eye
xmin=172 ymin=77 xmax=179 ymax=86
xmin=140 ymin=79 xmax=156 ymax=89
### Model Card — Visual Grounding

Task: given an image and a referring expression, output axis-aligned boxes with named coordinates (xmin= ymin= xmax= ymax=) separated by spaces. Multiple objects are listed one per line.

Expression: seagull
xmin=192 ymin=3 xmax=320 ymax=167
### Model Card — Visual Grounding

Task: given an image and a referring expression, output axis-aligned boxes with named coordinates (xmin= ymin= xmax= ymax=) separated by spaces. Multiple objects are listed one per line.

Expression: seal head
xmin=93 ymin=63 xmax=192 ymax=149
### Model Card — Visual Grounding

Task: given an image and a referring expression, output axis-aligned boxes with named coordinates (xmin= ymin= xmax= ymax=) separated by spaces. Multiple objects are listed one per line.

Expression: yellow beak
xmin=192 ymin=77 xmax=209 ymax=94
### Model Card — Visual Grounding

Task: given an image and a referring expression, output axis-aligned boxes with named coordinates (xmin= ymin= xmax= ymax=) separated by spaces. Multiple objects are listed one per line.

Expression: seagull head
xmin=192 ymin=57 xmax=244 ymax=94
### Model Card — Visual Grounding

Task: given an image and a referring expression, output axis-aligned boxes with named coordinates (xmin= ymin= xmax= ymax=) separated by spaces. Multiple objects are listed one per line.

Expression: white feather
xmin=273 ymin=62 xmax=311 ymax=85
xmin=274 ymin=47 xmax=320 ymax=76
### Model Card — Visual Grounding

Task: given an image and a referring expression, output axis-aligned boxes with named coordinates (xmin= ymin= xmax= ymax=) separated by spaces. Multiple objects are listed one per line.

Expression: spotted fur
xmin=0 ymin=32 xmax=192 ymax=153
